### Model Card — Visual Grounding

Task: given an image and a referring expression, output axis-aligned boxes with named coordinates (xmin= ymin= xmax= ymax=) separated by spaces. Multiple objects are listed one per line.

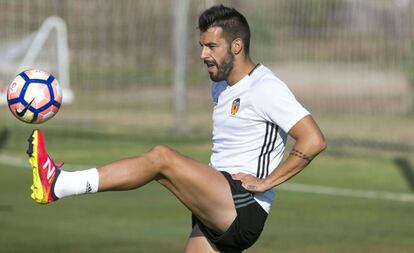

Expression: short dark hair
xmin=198 ymin=5 xmax=251 ymax=55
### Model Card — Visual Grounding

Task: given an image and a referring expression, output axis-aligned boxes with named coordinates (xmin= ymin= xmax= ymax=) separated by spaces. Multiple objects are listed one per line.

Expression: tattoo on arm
xmin=246 ymin=185 xmax=258 ymax=191
xmin=290 ymin=149 xmax=313 ymax=163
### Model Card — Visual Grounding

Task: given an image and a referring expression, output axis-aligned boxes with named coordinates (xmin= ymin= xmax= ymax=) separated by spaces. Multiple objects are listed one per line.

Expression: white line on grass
xmin=0 ymin=154 xmax=89 ymax=171
xmin=278 ymin=183 xmax=414 ymax=203
xmin=0 ymin=154 xmax=28 ymax=168
xmin=2 ymin=154 xmax=414 ymax=203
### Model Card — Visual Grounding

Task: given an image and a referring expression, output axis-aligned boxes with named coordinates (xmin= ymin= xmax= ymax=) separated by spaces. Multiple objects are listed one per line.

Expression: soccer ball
xmin=7 ymin=69 xmax=62 ymax=124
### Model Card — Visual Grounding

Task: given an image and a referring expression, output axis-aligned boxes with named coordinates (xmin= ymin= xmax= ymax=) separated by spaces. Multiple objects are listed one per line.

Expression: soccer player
xmin=28 ymin=5 xmax=326 ymax=253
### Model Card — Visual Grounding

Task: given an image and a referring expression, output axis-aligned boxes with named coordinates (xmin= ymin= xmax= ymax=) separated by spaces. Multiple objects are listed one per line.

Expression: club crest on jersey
xmin=231 ymin=98 xmax=240 ymax=115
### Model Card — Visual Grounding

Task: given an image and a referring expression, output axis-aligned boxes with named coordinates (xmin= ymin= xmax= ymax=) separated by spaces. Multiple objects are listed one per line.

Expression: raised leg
xmin=98 ymin=145 xmax=236 ymax=233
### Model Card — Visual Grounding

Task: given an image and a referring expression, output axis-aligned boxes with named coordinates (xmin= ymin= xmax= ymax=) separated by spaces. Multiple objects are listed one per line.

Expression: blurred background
xmin=0 ymin=0 xmax=413 ymax=252
xmin=1 ymin=0 xmax=414 ymax=138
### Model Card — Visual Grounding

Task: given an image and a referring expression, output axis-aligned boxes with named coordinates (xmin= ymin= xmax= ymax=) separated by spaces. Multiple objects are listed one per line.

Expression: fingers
xmin=231 ymin=173 xmax=246 ymax=180
xmin=244 ymin=184 xmax=259 ymax=192
xmin=237 ymin=176 xmax=269 ymax=193
xmin=231 ymin=173 xmax=266 ymax=193
xmin=232 ymin=173 xmax=258 ymax=192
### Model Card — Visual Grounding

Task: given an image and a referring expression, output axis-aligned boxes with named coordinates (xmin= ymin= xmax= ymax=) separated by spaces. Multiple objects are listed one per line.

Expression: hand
xmin=232 ymin=173 xmax=269 ymax=193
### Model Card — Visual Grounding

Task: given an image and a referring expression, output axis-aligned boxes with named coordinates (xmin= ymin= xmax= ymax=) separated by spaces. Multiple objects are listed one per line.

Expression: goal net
xmin=0 ymin=16 xmax=74 ymax=105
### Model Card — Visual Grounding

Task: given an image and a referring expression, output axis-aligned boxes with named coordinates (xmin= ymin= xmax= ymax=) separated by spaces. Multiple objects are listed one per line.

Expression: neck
xmin=226 ymin=57 xmax=256 ymax=86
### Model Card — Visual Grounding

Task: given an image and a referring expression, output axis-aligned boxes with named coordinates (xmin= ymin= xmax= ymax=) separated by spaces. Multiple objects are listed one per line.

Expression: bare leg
xmin=98 ymin=145 xmax=236 ymax=233
xmin=185 ymin=225 xmax=219 ymax=253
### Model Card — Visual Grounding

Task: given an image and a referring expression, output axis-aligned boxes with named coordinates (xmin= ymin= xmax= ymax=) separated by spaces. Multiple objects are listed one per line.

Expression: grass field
xmin=0 ymin=127 xmax=413 ymax=253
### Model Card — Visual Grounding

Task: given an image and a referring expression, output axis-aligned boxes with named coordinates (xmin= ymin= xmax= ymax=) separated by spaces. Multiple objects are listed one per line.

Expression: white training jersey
xmin=210 ymin=64 xmax=310 ymax=213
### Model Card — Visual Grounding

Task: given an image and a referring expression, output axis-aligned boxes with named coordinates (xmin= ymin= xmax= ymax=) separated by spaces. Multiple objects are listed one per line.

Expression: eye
xmin=206 ymin=44 xmax=217 ymax=50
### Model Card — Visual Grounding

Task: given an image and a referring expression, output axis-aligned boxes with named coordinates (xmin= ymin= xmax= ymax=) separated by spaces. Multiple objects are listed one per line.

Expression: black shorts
xmin=192 ymin=171 xmax=268 ymax=253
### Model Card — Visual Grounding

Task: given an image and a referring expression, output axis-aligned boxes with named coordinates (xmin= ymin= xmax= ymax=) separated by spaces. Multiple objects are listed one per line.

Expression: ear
xmin=231 ymin=38 xmax=243 ymax=55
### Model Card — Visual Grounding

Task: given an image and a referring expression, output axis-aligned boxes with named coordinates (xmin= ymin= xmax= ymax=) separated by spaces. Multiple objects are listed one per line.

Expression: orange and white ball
xmin=7 ymin=69 xmax=62 ymax=124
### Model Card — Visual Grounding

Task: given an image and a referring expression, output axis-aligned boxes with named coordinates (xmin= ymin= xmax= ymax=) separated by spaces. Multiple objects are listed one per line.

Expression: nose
xmin=200 ymin=46 xmax=209 ymax=60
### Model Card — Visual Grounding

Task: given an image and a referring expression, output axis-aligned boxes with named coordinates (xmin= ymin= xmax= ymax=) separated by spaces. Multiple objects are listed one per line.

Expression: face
xmin=199 ymin=27 xmax=234 ymax=82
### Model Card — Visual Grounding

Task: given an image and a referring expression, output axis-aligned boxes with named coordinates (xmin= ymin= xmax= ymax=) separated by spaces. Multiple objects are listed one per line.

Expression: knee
xmin=147 ymin=144 xmax=175 ymax=166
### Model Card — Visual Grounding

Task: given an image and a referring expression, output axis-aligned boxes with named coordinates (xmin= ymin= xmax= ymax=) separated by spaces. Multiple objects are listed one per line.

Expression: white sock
xmin=53 ymin=168 xmax=99 ymax=199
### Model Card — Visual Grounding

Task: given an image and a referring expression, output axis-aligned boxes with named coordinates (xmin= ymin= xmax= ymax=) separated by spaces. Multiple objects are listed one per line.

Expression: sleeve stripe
xmin=257 ymin=122 xmax=279 ymax=179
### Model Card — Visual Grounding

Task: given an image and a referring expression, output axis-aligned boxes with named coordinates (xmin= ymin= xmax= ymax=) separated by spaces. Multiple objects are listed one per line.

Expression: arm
xmin=264 ymin=115 xmax=326 ymax=188
xmin=232 ymin=115 xmax=327 ymax=192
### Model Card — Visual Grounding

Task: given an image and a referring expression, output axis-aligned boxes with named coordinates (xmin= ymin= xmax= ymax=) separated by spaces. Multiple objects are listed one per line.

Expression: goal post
xmin=0 ymin=16 xmax=74 ymax=105
xmin=173 ymin=0 xmax=189 ymax=132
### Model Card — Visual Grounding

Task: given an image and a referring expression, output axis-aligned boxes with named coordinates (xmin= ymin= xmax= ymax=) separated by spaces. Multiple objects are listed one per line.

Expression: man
xmin=28 ymin=5 xmax=326 ymax=253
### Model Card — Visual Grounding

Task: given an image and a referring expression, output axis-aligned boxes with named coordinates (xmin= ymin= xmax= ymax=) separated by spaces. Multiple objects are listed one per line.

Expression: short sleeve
xmin=251 ymin=76 xmax=310 ymax=133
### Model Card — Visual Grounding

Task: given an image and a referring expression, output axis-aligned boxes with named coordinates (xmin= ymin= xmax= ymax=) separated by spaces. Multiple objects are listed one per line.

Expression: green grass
xmin=1 ymin=128 xmax=414 ymax=253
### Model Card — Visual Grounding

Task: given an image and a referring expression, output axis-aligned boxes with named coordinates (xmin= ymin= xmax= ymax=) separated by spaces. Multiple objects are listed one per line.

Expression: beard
xmin=209 ymin=51 xmax=234 ymax=82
